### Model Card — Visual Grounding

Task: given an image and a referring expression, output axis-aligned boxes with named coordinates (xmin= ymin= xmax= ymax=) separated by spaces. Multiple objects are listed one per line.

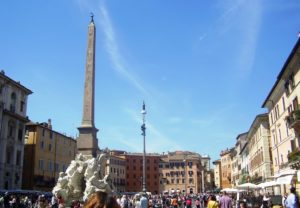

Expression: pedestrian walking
xmin=219 ymin=191 xmax=232 ymax=208
xmin=285 ymin=187 xmax=300 ymax=208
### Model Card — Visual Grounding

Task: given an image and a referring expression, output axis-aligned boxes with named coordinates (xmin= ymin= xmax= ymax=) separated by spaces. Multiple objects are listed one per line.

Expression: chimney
xmin=48 ymin=119 xmax=52 ymax=129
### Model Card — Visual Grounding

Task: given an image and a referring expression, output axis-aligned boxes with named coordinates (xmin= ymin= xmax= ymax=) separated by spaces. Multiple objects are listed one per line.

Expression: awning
xmin=274 ymin=169 xmax=296 ymax=178
xmin=257 ymin=181 xmax=280 ymax=188
xmin=276 ymin=175 xmax=294 ymax=184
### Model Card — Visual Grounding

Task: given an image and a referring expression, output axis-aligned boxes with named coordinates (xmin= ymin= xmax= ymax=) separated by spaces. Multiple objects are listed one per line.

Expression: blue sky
xmin=1 ymin=0 xmax=300 ymax=161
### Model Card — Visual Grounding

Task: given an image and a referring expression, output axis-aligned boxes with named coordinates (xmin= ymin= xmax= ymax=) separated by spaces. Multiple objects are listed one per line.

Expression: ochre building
xmin=22 ymin=120 xmax=77 ymax=191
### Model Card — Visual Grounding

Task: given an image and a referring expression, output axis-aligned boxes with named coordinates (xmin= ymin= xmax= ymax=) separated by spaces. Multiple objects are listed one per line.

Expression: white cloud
xmin=235 ymin=0 xmax=262 ymax=77
xmin=197 ymin=0 xmax=262 ymax=77
xmin=98 ymin=2 xmax=149 ymax=96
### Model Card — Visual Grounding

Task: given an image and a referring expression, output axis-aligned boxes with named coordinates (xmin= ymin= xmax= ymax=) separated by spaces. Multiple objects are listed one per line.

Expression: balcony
xmin=288 ymin=148 xmax=300 ymax=169
xmin=286 ymin=109 xmax=300 ymax=132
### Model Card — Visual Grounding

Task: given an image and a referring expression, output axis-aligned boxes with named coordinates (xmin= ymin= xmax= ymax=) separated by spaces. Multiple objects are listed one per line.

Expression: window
xmin=48 ymin=161 xmax=53 ymax=171
xmin=18 ymin=127 xmax=23 ymax=141
xmin=6 ymin=148 xmax=12 ymax=164
xmin=42 ymin=129 xmax=45 ymax=136
xmin=8 ymin=120 xmax=15 ymax=138
xmin=282 ymin=97 xmax=286 ymax=111
xmin=16 ymin=150 xmax=21 ymax=166
xmin=55 ymin=163 xmax=59 ymax=172
xmin=40 ymin=140 xmax=44 ymax=149
xmin=281 ymin=154 xmax=284 ymax=164
xmin=39 ymin=160 xmax=44 ymax=170
xmin=293 ymin=97 xmax=299 ymax=111
xmin=10 ymin=92 xmax=16 ymax=112
xmin=20 ymin=101 xmax=25 ymax=112
xmin=48 ymin=144 xmax=52 ymax=151
xmin=50 ymin=132 xmax=53 ymax=139
xmin=278 ymin=129 xmax=282 ymax=142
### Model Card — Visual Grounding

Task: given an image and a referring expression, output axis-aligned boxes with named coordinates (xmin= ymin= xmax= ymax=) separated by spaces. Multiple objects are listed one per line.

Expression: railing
xmin=279 ymin=161 xmax=289 ymax=169
xmin=288 ymin=148 xmax=300 ymax=163
xmin=286 ymin=109 xmax=300 ymax=130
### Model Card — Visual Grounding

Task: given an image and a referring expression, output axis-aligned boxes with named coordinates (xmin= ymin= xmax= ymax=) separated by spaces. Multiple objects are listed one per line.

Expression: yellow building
xmin=262 ymin=38 xmax=300 ymax=194
xmin=22 ymin=120 xmax=77 ymax=191
xmin=159 ymin=151 xmax=205 ymax=194
xmin=247 ymin=114 xmax=272 ymax=184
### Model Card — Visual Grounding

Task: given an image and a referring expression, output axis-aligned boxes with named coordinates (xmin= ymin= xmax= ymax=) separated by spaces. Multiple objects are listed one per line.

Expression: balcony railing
xmin=286 ymin=109 xmax=300 ymax=132
xmin=288 ymin=148 xmax=300 ymax=169
xmin=288 ymin=148 xmax=300 ymax=163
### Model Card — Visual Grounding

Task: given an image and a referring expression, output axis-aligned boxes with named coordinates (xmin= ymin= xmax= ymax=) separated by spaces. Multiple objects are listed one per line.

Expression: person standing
xmin=219 ymin=192 xmax=232 ymax=208
xmin=140 ymin=193 xmax=148 ymax=208
xmin=285 ymin=187 xmax=299 ymax=208
xmin=207 ymin=195 xmax=219 ymax=208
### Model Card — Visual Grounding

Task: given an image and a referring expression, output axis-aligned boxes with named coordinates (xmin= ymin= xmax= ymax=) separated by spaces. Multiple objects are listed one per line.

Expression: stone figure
xmin=53 ymin=172 xmax=69 ymax=201
xmin=52 ymin=152 xmax=112 ymax=206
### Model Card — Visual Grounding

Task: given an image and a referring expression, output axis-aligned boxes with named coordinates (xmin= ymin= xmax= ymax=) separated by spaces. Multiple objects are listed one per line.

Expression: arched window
xmin=10 ymin=92 xmax=17 ymax=112
xmin=8 ymin=120 xmax=16 ymax=138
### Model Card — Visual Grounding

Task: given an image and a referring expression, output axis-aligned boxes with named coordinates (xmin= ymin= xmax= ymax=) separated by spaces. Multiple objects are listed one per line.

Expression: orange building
xmin=220 ymin=148 xmax=233 ymax=189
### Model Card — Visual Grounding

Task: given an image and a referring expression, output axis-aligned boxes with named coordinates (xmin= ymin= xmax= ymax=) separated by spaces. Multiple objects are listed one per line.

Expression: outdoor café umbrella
xmin=236 ymin=183 xmax=259 ymax=190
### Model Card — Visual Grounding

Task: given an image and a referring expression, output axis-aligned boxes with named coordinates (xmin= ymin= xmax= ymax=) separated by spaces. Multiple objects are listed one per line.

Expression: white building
xmin=0 ymin=71 xmax=32 ymax=189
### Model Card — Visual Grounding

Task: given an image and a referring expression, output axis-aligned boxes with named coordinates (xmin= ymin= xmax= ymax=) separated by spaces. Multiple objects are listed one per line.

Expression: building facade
xmin=262 ymin=38 xmax=300 ymax=193
xmin=159 ymin=151 xmax=204 ymax=194
xmin=247 ymin=114 xmax=272 ymax=184
xmin=106 ymin=153 xmax=126 ymax=193
xmin=213 ymin=160 xmax=221 ymax=189
xmin=22 ymin=120 xmax=77 ymax=191
xmin=0 ymin=71 xmax=32 ymax=189
xmin=124 ymin=153 xmax=160 ymax=194
xmin=231 ymin=133 xmax=248 ymax=187
xmin=220 ymin=148 xmax=233 ymax=188
xmin=239 ymin=141 xmax=250 ymax=184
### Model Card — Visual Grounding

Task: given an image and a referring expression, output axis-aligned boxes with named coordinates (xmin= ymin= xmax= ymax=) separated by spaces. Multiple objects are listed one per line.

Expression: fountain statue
xmin=52 ymin=153 xmax=114 ymax=206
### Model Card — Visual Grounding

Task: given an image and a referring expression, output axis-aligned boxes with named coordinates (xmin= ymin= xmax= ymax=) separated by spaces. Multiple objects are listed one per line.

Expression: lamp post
xmin=141 ymin=101 xmax=147 ymax=192
xmin=183 ymin=156 xmax=187 ymax=195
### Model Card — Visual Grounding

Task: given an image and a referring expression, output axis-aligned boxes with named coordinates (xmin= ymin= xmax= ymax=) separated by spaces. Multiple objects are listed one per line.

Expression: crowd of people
xmin=0 ymin=187 xmax=299 ymax=208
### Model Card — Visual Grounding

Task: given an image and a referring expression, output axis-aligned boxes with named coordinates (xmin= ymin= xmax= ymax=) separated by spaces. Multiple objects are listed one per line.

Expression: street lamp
xmin=183 ymin=157 xmax=187 ymax=195
xmin=141 ymin=101 xmax=147 ymax=192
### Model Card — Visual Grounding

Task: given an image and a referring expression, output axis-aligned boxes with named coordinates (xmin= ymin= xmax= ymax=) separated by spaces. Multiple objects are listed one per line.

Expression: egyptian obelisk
xmin=77 ymin=14 xmax=99 ymax=157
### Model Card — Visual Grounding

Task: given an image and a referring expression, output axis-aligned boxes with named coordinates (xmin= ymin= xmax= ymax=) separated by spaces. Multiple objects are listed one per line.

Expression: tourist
xmin=186 ymin=196 xmax=192 ymax=208
xmin=140 ymin=193 xmax=148 ymax=208
xmin=171 ymin=195 xmax=178 ymax=208
xmin=84 ymin=191 xmax=120 ymax=208
xmin=195 ymin=197 xmax=201 ymax=208
xmin=219 ymin=191 xmax=232 ymax=208
xmin=207 ymin=195 xmax=219 ymax=208
xmin=121 ymin=195 xmax=129 ymax=208
xmin=285 ymin=187 xmax=299 ymax=208
xmin=282 ymin=193 xmax=288 ymax=208
xmin=262 ymin=193 xmax=270 ymax=208
xmin=134 ymin=195 xmax=141 ymax=208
